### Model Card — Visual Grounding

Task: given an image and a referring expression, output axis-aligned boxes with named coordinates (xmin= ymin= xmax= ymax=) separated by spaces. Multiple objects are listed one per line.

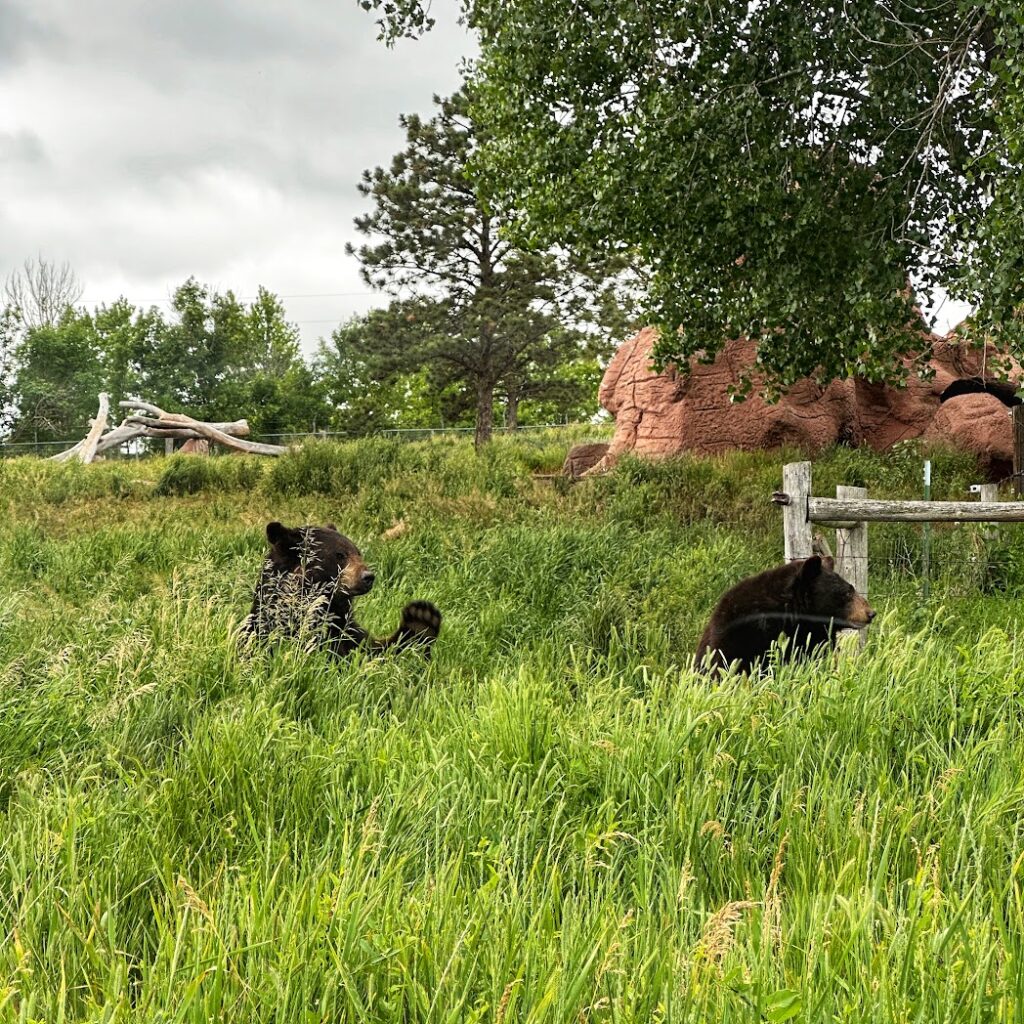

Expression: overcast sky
xmin=0 ymin=0 xmax=473 ymax=353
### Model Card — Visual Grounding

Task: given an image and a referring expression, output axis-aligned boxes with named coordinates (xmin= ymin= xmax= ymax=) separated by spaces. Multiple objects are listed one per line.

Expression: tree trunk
xmin=505 ymin=390 xmax=519 ymax=431
xmin=475 ymin=383 xmax=494 ymax=449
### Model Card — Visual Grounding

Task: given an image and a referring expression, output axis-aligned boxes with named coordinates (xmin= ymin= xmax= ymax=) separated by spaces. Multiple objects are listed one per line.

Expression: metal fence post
xmin=1014 ymin=406 xmax=1024 ymax=496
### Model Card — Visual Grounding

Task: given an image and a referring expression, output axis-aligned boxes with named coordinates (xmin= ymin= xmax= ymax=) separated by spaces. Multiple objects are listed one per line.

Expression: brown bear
xmin=243 ymin=521 xmax=441 ymax=658
xmin=694 ymin=555 xmax=874 ymax=675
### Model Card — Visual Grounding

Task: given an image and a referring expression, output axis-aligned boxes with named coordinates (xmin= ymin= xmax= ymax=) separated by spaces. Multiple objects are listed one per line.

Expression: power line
xmin=81 ymin=290 xmax=378 ymax=305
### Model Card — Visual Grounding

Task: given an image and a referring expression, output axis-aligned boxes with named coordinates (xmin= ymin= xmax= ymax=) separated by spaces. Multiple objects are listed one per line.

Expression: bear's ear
xmin=324 ymin=522 xmax=338 ymax=532
xmin=797 ymin=555 xmax=823 ymax=584
xmin=266 ymin=521 xmax=299 ymax=551
xmin=821 ymin=555 xmax=835 ymax=573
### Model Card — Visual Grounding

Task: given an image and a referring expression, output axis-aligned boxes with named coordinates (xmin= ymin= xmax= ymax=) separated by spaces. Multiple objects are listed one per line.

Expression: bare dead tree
xmin=3 ymin=257 xmax=83 ymax=329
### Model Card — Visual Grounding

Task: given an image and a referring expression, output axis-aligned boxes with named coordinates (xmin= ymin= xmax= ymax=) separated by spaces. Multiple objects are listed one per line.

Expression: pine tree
xmin=348 ymin=89 xmax=634 ymax=446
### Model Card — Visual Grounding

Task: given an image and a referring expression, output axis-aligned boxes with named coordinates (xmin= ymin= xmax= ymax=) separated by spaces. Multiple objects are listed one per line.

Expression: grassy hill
xmin=0 ymin=433 xmax=1022 ymax=1021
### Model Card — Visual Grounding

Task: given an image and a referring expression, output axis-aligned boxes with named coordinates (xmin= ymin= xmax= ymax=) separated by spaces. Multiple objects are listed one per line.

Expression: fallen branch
xmin=49 ymin=396 xmax=282 ymax=462
xmin=50 ymin=394 xmax=117 ymax=462
xmin=78 ymin=392 xmax=110 ymax=465
xmin=123 ymin=415 xmax=250 ymax=437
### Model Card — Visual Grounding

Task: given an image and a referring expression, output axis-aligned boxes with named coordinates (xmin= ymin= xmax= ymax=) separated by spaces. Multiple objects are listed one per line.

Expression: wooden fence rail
xmin=773 ymin=461 xmax=1024 ymax=595
xmin=807 ymin=497 xmax=1024 ymax=524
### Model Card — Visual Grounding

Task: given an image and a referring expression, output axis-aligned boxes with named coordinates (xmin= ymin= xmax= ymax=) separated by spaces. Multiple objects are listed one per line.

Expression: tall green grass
xmin=0 ymin=434 xmax=1022 ymax=1021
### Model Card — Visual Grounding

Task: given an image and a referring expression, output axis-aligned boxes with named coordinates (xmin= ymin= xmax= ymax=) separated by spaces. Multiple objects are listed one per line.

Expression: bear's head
xmin=264 ymin=521 xmax=375 ymax=597
xmin=792 ymin=555 xmax=875 ymax=630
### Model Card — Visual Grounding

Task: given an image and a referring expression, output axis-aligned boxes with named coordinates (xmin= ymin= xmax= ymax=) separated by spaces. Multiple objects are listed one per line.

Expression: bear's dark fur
xmin=243 ymin=521 xmax=441 ymax=658
xmin=695 ymin=555 xmax=874 ymax=675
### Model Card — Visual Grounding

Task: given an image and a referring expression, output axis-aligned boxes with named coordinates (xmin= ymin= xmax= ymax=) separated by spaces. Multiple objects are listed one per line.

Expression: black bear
xmin=243 ymin=521 xmax=441 ymax=658
xmin=695 ymin=555 xmax=874 ymax=675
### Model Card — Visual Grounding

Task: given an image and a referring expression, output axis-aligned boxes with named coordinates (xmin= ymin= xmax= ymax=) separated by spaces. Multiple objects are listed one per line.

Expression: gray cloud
xmin=0 ymin=129 xmax=46 ymax=168
xmin=0 ymin=0 xmax=473 ymax=351
xmin=0 ymin=2 xmax=59 ymax=70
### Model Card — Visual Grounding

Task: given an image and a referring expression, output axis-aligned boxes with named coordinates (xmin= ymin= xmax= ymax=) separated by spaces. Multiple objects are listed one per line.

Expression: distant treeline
xmin=0 ymin=271 xmax=605 ymax=446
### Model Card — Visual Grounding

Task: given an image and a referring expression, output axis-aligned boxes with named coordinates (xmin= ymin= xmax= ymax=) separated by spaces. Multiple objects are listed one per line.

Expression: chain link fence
xmin=0 ymin=422 xmax=604 ymax=460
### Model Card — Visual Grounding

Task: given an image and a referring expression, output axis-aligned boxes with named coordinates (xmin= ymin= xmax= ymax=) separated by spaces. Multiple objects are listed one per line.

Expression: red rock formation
xmin=562 ymin=442 xmax=610 ymax=478
xmin=924 ymin=393 xmax=1014 ymax=477
xmin=595 ymin=327 xmax=1019 ymax=477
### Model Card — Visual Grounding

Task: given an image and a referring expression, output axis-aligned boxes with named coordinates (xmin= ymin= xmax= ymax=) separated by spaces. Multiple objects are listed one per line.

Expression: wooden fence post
xmin=782 ymin=462 xmax=814 ymax=562
xmin=833 ymin=484 xmax=868 ymax=650
xmin=835 ymin=485 xmax=868 ymax=595
xmin=980 ymin=483 xmax=1000 ymax=543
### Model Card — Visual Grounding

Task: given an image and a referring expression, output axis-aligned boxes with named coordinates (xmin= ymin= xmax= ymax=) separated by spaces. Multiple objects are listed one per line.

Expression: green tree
xmin=9 ymin=308 xmax=104 ymax=444
xmin=133 ymin=280 xmax=325 ymax=435
xmin=132 ymin=279 xmax=247 ymax=420
xmin=230 ymin=288 xmax=328 ymax=435
xmin=364 ymin=1 xmax=1024 ymax=394
xmin=314 ymin=314 xmax=468 ymax=435
xmin=92 ymin=299 xmax=163 ymax=411
xmin=349 ymin=88 xmax=635 ymax=446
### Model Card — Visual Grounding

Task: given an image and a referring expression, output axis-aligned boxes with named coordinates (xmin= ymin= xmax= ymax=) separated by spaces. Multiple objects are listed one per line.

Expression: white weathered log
xmin=50 ymin=440 xmax=84 ymax=462
xmin=50 ymin=395 xmax=120 ymax=461
xmin=51 ymin=400 xmax=285 ymax=461
xmin=77 ymin=392 xmax=110 ymax=464
xmin=123 ymin=416 xmax=250 ymax=437
xmin=119 ymin=400 xmax=287 ymax=456
xmin=808 ymin=497 xmax=1024 ymax=523
xmin=94 ymin=421 xmax=147 ymax=453
xmin=120 ymin=399 xmax=168 ymax=418
xmin=51 ymin=418 xmax=236 ymax=461
xmin=782 ymin=461 xmax=813 ymax=561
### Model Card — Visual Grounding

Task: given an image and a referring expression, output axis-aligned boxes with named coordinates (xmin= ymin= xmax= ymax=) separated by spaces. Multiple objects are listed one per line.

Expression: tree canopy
xmin=363 ymin=1 xmax=1024 ymax=394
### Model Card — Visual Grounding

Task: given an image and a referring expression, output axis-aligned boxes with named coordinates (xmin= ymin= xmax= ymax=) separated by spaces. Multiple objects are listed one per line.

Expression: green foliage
xmin=368 ymin=2 xmax=1024 ymax=394
xmin=349 ymin=88 xmax=637 ymax=445
xmin=134 ymin=279 xmax=327 ymax=432
xmin=314 ymin=319 xmax=469 ymax=434
xmin=2 ymin=437 xmax=1024 ymax=1017
xmin=2 ymin=278 xmax=330 ymax=445
xmin=86 ymin=298 xmax=162 ymax=411
xmin=9 ymin=307 xmax=105 ymax=442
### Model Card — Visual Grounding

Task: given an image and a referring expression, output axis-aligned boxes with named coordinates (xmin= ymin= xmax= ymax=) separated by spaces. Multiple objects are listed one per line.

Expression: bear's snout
xmin=847 ymin=593 xmax=875 ymax=628
xmin=339 ymin=557 xmax=374 ymax=595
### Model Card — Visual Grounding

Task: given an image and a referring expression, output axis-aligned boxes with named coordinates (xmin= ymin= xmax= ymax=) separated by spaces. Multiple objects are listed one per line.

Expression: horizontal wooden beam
xmin=808 ymin=497 xmax=1024 ymax=524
